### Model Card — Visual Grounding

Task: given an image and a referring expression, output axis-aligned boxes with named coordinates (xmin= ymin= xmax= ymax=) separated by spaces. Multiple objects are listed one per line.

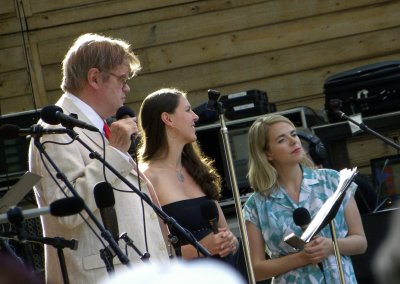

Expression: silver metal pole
xmin=218 ymin=112 xmax=256 ymax=284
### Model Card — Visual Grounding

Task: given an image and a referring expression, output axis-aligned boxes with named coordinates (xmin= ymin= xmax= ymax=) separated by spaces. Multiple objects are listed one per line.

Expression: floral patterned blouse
xmin=243 ymin=166 xmax=358 ymax=284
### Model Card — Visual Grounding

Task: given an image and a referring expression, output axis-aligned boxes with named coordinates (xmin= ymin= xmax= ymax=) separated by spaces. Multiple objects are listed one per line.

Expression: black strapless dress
xmin=163 ymin=196 xmax=248 ymax=281
xmin=162 ymin=196 xmax=215 ymax=245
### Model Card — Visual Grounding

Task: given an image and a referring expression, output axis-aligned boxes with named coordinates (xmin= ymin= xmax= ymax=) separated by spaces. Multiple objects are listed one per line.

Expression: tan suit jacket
xmin=29 ymin=94 xmax=169 ymax=284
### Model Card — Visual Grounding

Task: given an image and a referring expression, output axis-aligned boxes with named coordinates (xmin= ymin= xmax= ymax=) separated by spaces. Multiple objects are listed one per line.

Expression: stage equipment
xmin=39 ymin=109 xmax=212 ymax=259
xmin=31 ymin=131 xmax=131 ymax=271
xmin=206 ymin=89 xmax=255 ymax=284
xmin=219 ymin=89 xmax=275 ymax=120
xmin=41 ymin=105 xmax=98 ymax=132
xmin=296 ymin=129 xmax=327 ymax=165
xmin=2 ymin=197 xmax=83 ymax=284
xmin=324 ymin=60 xmax=400 ymax=122
xmin=333 ymin=110 xmax=400 ymax=152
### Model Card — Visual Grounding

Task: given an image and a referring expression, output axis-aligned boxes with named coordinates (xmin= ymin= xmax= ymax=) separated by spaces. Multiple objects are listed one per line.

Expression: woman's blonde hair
xmin=247 ymin=114 xmax=315 ymax=195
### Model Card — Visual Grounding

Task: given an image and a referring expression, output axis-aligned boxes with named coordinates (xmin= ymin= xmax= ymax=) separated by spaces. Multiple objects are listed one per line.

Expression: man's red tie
xmin=103 ymin=122 xmax=111 ymax=140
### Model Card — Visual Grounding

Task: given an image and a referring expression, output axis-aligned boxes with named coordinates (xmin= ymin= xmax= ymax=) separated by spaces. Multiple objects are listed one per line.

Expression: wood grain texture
xmin=1 ymin=0 xmax=399 ymax=178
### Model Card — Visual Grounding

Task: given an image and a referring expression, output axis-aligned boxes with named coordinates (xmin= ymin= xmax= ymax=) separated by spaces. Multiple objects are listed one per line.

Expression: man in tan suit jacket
xmin=29 ymin=33 xmax=169 ymax=284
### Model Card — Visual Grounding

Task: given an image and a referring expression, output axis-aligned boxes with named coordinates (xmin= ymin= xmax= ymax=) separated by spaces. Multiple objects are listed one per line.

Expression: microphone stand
xmin=26 ymin=236 xmax=78 ymax=284
xmin=65 ymin=132 xmax=211 ymax=258
xmin=308 ymin=168 xmax=358 ymax=284
xmin=1 ymin=222 xmax=77 ymax=284
xmin=32 ymin=137 xmax=131 ymax=271
xmin=99 ymin=246 xmax=115 ymax=273
xmin=208 ymin=90 xmax=256 ymax=284
xmin=0 ymin=237 xmax=24 ymax=264
xmin=324 ymin=193 xmax=348 ymax=284
xmin=335 ymin=110 xmax=400 ymax=151
xmin=335 ymin=110 xmax=400 ymax=212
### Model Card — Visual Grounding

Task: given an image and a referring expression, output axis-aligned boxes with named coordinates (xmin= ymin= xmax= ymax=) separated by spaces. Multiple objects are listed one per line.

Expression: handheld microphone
xmin=293 ymin=207 xmax=311 ymax=231
xmin=93 ymin=182 xmax=120 ymax=242
xmin=293 ymin=207 xmax=324 ymax=275
xmin=0 ymin=197 xmax=85 ymax=224
xmin=116 ymin=105 xmax=135 ymax=121
xmin=200 ymin=200 xmax=219 ymax=234
xmin=116 ymin=105 xmax=139 ymax=149
xmin=40 ymin=105 xmax=98 ymax=132
xmin=0 ymin=124 xmax=72 ymax=139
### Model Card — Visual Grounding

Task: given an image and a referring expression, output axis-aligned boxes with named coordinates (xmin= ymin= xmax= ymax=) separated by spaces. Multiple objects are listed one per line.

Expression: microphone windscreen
xmin=206 ymin=89 xmax=221 ymax=111
xmin=93 ymin=182 xmax=115 ymax=208
xmin=200 ymin=200 xmax=219 ymax=222
xmin=116 ymin=106 xmax=135 ymax=120
xmin=0 ymin=124 xmax=20 ymax=139
xmin=50 ymin=197 xmax=84 ymax=217
xmin=41 ymin=105 xmax=64 ymax=125
xmin=293 ymin=207 xmax=311 ymax=228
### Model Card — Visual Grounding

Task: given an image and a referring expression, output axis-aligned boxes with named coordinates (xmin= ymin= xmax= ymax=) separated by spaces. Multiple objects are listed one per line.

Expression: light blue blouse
xmin=243 ymin=166 xmax=358 ymax=284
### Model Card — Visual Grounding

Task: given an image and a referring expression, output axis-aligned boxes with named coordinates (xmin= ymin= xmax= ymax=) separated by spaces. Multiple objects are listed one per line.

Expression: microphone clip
xmin=119 ymin=232 xmax=150 ymax=262
xmin=100 ymin=245 xmax=116 ymax=273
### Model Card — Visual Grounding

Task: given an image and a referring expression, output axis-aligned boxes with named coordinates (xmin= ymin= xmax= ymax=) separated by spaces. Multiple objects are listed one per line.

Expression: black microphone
xmin=40 ymin=105 xmax=98 ymax=132
xmin=93 ymin=182 xmax=120 ymax=242
xmin=293 ymin=207 xmax=311 ymax=231
xmin=0 ymin=124 xmax=72 ymax=139
xmin=116 ymin=105 xmax=139 ymax=149
xmin=200 ymin=200 xmax=219 ymax=234
xmin=328 ymin=98 xmax=343 ymax=113
xmin=116 ymin=105 xmax=135 ymax=121
xmin=293 ymin=207 xmax=324 ymax=275
xmin=206 ymin=89 xmax=221 ymax=111
xmin=1 ymin=197 xmax=85 ymax=224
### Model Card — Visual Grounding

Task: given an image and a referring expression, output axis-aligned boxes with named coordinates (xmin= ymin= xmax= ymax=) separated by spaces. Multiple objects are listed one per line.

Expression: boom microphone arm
xmin=334 ymin=110 xmax=400 ymax=151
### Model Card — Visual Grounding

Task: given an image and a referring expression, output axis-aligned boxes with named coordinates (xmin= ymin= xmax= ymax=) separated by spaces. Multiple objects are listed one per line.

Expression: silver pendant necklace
xmin=176 ymin=165 xmax=184 ymax=183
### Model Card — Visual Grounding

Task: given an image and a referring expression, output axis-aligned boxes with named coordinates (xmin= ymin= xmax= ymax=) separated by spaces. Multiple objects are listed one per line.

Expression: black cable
xmin=39 ymin=139 xmax=106 ymax=248
xmin=100 ymin=126 xmax=150 ymax=258
xmin=131 ymin=148 xmax=150 ymax=256
xmin=110 ymin=143 xmax=150 ymax=257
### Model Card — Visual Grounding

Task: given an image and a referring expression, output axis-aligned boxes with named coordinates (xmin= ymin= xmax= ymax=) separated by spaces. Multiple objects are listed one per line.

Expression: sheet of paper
xmin=348 ymin=114 xmax=362 ymax=133
xmin=301 ymin=167 xmax=358 ymax=243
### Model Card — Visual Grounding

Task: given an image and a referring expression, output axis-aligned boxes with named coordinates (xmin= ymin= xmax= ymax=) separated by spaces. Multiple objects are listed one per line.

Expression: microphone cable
xmin=105 ymin=110 xmax=150 ymax=259
xmin=37 ymin=138 xmax=107 ymax=249
xmin=115 ymin=106 xmax=150 ymax=257
xmin=128 ymin=147 xmax=150 ymax=258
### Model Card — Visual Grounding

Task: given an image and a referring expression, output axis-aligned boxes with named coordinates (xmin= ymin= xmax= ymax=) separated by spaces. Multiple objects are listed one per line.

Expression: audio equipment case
xmin=324 ymin=60 xmax=400 ymax=122
xmin=219 ymin=89 xmax=276 ymax=120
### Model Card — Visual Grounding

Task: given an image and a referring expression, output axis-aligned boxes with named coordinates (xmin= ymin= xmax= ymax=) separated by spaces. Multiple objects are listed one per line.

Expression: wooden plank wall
xmin=1 ymin=0 xmax=400 ymax=174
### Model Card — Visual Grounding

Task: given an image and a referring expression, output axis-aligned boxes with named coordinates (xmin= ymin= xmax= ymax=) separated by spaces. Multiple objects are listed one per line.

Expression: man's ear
xmin=87 ymin=68 xmax=101 ymax=89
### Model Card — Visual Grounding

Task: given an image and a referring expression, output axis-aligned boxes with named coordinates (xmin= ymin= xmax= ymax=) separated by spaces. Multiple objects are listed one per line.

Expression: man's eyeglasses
xmin=103 ymin=71 xmax=130 ymax=87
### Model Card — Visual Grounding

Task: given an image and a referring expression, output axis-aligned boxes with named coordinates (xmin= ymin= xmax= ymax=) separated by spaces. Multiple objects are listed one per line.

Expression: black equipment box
xmin=219 ymin=89 xmax=275 ymax=120
xmin=324 ymin=60 xmax=400 ymax=122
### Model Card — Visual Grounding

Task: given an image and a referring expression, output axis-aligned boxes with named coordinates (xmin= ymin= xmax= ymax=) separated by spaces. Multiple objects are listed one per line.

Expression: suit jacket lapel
xmin=58 ymin=95 xmax=106 ymax=150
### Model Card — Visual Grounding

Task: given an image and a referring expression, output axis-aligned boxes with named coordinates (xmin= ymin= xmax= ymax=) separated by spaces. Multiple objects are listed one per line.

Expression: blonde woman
xmin=243 ymin=114 xmax=367 ymax=283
